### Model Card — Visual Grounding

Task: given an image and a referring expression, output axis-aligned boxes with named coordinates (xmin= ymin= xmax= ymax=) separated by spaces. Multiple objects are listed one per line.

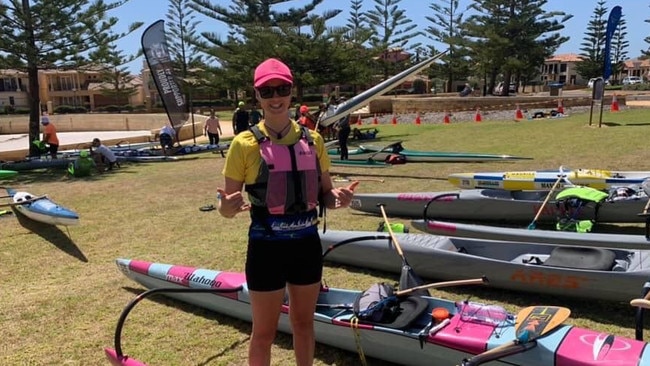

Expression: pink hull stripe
xmin=397 ymin=193 xmax=456 ymax=202
xmin=427 ymin=221 xmax=457 ymax=233
xmin=428 ymin=313 xmax=493 ymax=354
xmin=128 ymin=260 xmax=153 ymax=275
xmin=166 ymin=265 xmax=196 ymax=286
xmin=104 ymin=348 xmax=147 ymax=366
xmin=556 ymin=327 xmax=646 ymax=365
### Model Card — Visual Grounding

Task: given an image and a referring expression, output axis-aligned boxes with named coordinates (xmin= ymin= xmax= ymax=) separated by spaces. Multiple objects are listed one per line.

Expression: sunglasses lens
xmin=258 ymin=84 xmax=292 ymax=99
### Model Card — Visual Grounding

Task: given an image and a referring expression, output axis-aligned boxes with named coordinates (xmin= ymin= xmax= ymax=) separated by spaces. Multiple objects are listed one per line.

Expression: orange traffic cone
xmin=474 ymin=107 xmax=482 ymax=122
xmin=372 ymin=114 xmax=378 ymax=125
xmin=611 ymin=94 xmax=620 ymax=112
xmin=391 ymin=114 xmax=397 ymax=125
xmin=357 ymin=115 xmax=363 ymax=125
xmin=415 ymin=112 xmax=421 ymax=125
xmin=557 ymin=99 xmax=564 ymax=114
xmin=515 ymin=104 xmax=524 ymax=120
xmin=443 ymin=111 xmax=450 ymax=124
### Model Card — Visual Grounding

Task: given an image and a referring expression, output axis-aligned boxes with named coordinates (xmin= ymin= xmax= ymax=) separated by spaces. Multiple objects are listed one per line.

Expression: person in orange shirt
xmin=41 ymin=114 xmax=59 ymax=159
xmin=298 ymin=105 xmax=317 ymax=130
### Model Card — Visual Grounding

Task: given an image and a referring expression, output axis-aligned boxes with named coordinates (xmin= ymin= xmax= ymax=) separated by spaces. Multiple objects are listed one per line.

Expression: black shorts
xmin=245 ymin=234 xmax=323 ymax=292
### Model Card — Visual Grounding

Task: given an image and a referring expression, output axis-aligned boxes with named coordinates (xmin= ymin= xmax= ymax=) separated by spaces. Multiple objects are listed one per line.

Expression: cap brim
xmin=255 ymin=75 xmax=292 ymax=88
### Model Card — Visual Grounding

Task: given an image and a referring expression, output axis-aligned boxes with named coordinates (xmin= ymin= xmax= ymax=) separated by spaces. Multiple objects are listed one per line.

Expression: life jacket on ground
xmin=68 ymin=156 xmax=95 ymax=177
xmin=246 ymin=125 xmax=321 ymax=217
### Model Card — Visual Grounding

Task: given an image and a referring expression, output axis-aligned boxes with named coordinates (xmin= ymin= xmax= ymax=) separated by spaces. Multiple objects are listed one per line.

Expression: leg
xmin=286 ymin=234 xmax=323 ymax=366
xmin=248 ymin=289 xmax=285 ymax=366
xmin=287 ymin=282 xmax=321 ymax=366
xmin=245 ymin=238 xmax=288 ymax=366
xmin=50 ymin=144 xmax=59 ymax=159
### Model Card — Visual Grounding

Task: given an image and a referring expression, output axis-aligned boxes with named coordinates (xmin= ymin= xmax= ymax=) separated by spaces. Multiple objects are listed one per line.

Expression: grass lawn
xmin=2 ymin=107 xmax=650 ymax=365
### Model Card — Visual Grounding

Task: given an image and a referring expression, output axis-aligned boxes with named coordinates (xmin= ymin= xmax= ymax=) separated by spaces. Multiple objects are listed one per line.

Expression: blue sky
xmin=112 ymin=0 xmax=650 ymax=74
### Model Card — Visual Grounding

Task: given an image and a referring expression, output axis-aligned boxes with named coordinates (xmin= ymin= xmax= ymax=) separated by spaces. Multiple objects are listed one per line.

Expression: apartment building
xmin=540 ymin=53 xmax=585 ymax=86
xmin=0 ymin=67 xmax=144 ymax=112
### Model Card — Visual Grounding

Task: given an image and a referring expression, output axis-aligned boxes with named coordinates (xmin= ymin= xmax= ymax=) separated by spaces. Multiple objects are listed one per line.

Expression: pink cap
xmin=254 ymin=58 xmax=293 ymax=88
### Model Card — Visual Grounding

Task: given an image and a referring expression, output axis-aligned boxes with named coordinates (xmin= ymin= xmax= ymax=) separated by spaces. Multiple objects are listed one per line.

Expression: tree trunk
xmin=23 ymin=0 xmax=41 ymax=157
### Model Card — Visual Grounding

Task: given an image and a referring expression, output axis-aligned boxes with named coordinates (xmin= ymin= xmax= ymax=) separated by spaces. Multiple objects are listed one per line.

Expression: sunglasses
xmin=256 ymin=84 xmax=292 ymax=99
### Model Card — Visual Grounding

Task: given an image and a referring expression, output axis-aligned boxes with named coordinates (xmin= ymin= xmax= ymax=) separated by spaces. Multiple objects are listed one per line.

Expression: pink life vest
xmin=247 ymin=125 xmax=321 ymax=216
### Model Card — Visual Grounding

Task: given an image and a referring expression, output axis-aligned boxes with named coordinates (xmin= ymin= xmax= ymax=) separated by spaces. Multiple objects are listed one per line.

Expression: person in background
xmin=250 ymin=104 xmax=263 ymax=126
xmin=41 ymin=113 xmax=59 ymax=159
xmin=217 ymin=57 xmax=358 ymax=366
xmin=204 ymin=109 xmax=223 ymax=145
xmin=298 ymin=105 xmax=317 ymax=130
xmin=159 ymin=124 xmax=176 ymax=156
xmin=91 ymin=138 xmax=119 ymax=171
xmin=67 ymin=150 xmax=95 ymax=177
xmin=233 ymin=101 xmax=251 ymax=135
xmin=292 ymin=103 xmax=301 ymax=121
xmin=335 ymin=114 xmax=351 ymax=160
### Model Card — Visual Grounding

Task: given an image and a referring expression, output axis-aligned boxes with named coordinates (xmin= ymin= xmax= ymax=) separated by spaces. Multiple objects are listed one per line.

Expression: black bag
xmin=353 ymin=283 xmax=400 ymax=323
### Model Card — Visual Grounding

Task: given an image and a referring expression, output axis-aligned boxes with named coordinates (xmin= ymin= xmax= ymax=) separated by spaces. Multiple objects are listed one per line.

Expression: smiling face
xmin=255 ymin=79 xmax=292 ymax=122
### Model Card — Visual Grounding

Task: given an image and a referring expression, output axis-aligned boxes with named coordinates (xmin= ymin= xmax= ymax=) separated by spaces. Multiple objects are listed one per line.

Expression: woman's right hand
xmin=216 ymin=188 xmax=251 ymax=218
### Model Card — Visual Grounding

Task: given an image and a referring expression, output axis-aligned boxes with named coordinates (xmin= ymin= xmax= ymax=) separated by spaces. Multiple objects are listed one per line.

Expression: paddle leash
xmin=378 ymin=203 xmax=426 ymax=294
xmin=527 ymin=166 xmax=565 ymax=230
xmin=460 ymin=306 xmax=570 ymax=366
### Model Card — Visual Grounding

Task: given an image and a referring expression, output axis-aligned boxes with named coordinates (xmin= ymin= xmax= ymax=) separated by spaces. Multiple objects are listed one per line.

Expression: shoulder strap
xmin=299 ymin=125 xmax=314 ymax=145
xmin=250 ymin=125 xmax=268 ymax=144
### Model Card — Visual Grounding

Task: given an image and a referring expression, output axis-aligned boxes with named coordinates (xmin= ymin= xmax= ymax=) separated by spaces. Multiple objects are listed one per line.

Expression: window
xmin=560 ymin=63 xmax=567 ymax=73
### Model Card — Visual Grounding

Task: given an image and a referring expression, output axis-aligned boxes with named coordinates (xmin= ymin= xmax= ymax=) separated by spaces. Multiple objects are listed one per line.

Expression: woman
xmin=203 ymin=109 xmax=223 ymax=145
xmin=217 ymin=58 xmax=358 ymax=366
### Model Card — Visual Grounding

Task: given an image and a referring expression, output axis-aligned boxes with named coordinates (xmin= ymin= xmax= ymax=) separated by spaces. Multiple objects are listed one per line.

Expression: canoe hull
xmin=328 ymin=148 xmax=530 ymax=163
xmin=449 ymin=169 xmax=650 ymax=191
xmin=321 ymin=230 xmax=650 ymax=302
xmin=6 ymin=188 xmax=79 ymax=226
xmin=108 ymin=258 xmax=650 ymax=366
xmin=350 ymin=190 xmax=647 ymax=223
xmin=411 ymin=219 xmax=650 ymax=251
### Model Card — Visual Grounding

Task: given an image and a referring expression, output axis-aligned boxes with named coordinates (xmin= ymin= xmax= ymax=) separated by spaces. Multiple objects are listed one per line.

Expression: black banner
xmin=141 ymin=20 xmax=188 ymax=136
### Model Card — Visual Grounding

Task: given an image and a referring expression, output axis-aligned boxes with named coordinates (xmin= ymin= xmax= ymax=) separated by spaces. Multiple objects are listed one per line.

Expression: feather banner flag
xmin=141 ymin=20 xmax=188 ymax=137
xmin=603 ymin=6 xmax=622 ymax=81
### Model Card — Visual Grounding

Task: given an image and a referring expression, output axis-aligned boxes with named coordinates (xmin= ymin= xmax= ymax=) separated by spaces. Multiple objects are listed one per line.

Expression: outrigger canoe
xmin=330 ymin=159 xmax=389 ymax=168
xmin=5 ymin=188 xmax=79 ymax=226
xmin=410 ymin=218 xmax=650 ymax=251
xmin=329 ymin=141 xmax=531 ymax=163
xmin=105 ymin=258 xmax=650 ymax=366
xmin=350 ymin=186 xmax=647 ymax=223
xmin=449 ymin=168 xmax=650 ymax=191
xmin=320 ymin=230 xmax=650 ymax=302
xmin=0 ymin=169 xmax=17 ymax=179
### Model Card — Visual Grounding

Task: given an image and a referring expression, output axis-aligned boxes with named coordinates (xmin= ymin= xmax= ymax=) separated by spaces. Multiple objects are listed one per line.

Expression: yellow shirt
xmin=223 ymin=121 xmax=331 ymax=185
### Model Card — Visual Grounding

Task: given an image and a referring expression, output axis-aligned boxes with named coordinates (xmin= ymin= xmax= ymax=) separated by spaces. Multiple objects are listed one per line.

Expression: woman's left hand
xmin=331 ymin=181 xmax=359 ymax=208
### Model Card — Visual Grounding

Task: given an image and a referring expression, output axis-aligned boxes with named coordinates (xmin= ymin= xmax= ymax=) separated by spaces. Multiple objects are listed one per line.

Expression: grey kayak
xmin=410 ymin=219 xmax=650 ymax=251
xmin=350 ymin=189 xmax=648 ymax=223
xmin=320 ymin=230 xmax=650 ymax=302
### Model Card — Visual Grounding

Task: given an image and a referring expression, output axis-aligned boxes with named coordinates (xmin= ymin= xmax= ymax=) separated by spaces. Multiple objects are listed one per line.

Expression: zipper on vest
xmin=287 ymin=144 xmax=304 ymax=209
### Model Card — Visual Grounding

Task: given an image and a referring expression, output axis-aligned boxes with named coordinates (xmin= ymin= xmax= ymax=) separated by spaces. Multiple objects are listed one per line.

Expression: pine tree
xmin=576 ymin=0 xmax=608 ymax=80
xmin=425 ymin=0 xmax=468 ymax=92
xmin=611 ymin=15 xmax=629 ymax=82
xmin=91 ymin=44 xmax=139 ymax=109
xmin=464 ymin=0 xmax=571 ymax=96
xmin=0 ymin=0 xmax=142 ymax=156
xmin=364 ymin=0 xmax=422 ymax=79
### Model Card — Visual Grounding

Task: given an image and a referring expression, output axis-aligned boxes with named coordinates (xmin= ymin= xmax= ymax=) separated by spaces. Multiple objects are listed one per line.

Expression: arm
xmin=321 ymin=171 xmax=358 ymax=209
xmin=217 ymin=118 xmax=222 ymax=134
xmin=216 ymin=177 xmax=250 ymax=218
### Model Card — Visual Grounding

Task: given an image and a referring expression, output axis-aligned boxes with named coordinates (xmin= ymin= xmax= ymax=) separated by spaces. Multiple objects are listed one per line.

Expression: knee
xmin=251 ymin=327 xmax=277 ymax=347
xmin=290 ymin=318 xmax=314 ymax=337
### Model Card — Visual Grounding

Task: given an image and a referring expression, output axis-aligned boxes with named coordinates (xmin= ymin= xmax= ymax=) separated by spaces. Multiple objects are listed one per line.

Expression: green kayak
xmin=328 ymin=141 xmax=532 ymax=163
xmin=0 ymin=170 xmax=18 ymax=179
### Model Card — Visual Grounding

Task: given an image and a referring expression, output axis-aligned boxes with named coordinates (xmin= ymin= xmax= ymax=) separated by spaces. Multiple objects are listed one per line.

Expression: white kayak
xmin=449 ymin=168 xmax=650 ymax=191
xmin=5 ymin=188 xmax=79 ymax=226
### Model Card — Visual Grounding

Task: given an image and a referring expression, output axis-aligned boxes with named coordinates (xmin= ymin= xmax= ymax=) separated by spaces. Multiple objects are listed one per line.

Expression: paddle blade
xmin=399 ymin=264 xmax=428 ymax=296
xmin=515 ymin=306 xmax=570 ymax=342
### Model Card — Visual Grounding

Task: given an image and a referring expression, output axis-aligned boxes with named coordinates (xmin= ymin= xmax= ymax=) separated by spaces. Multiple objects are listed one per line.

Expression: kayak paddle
xmin=527 ymin=166 xmax=565 ymax=230
xmin=378 ymin=203 xmax=427 ymax=295
xmin=460 ymin=305 xmax=571 ymax=366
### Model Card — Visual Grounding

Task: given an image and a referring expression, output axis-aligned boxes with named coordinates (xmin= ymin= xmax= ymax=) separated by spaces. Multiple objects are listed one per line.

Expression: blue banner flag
xmin=603 ymin=6 xmax=622 ymax=80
